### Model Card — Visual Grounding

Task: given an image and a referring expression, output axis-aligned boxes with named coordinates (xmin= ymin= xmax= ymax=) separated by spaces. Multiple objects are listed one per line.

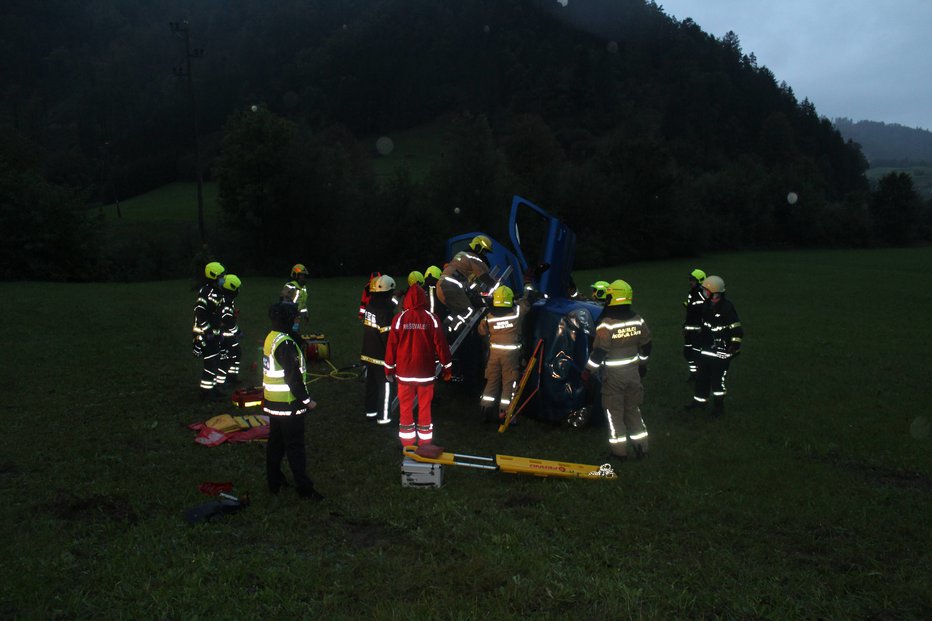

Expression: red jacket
xmin=385 ymin=285 xmax=452 ymax=384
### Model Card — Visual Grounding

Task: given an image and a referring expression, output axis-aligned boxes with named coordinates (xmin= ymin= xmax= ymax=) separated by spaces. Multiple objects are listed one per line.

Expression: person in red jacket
xmin=384 ymin=285 xmax=453 ymax=447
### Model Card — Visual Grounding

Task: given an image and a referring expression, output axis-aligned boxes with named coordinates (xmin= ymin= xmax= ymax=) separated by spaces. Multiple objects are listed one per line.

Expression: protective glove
xmin=192 ymin=334 xmax=205 ymax=357
xmin=580 ymin=370 xmax=591 ymax=383
xmin=442 ymin=368 xmax=453 ymax=382
xmin=386 ymin=374 xmax=395 ymax=383
xmin=638 ymin=365 xmax=648 ymax=378
xmin=726 ymin=343 xmax=741 ymax=355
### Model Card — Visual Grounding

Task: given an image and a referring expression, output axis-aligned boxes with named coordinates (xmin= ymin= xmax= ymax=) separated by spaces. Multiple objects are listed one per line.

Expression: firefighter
xmin=686 ymin=275 xmax=743 ymax=415
xmin=217 ymin=274 xmax=242 ymax=388
xmin=423 ymin=265 xmax=447 ymax=321
xmin=683 ymin=269 xmax=707 ymax=382
xmin=281 ymin=263 xmax=310 ymax=332
xmin=358 ymin=271 xmax=381 ymax=320
xmin=384 ymin=284 xmax=453 ymax=447
xmin=477 ymin=285 xmax=533 ymax=423
xmin=360 ymin=275 xmax=397 ymax=424
xmin=436 ymin=235 xmax=496 ymax=338
xmin=262 ymin=301 xmax=323 ymax=501
xmin=407 ymin=270 xmax=425 ymax=292
xmin=193 ymin=261 xmax=226 ymax=401
xmin=590 ymin=280 xmax=610 ymax=302
xmin=583 ymin=279 xmax=653 ymax=461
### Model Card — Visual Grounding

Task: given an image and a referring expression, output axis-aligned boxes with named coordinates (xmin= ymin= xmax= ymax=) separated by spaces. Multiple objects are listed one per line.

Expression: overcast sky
xmin=652 ymin=0 xmax=932 ymax=130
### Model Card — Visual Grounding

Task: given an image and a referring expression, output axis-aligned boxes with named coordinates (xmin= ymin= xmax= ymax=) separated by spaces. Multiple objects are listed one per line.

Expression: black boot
xmin=684 ymin=399 xmax=706 ymax=411
xmin=712 ymin=396 xmax=725 ymax=416
xmin=480 ymin=406 xmax=495 ymax=423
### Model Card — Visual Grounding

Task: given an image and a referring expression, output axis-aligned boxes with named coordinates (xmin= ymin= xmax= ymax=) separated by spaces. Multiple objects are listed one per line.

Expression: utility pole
xmin=169 ymin=20 xmax=206 ymax=245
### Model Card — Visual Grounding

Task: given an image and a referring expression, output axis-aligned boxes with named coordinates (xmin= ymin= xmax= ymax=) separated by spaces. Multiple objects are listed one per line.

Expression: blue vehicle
xmin=445 ymin=196 xmax=603 ymax=427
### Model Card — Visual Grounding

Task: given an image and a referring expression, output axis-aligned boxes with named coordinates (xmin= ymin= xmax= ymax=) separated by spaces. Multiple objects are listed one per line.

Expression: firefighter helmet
xmin=703 ymin=275 xmax=725 ymax=294
xmin=221 ymin=274 xmax=241 ymax=293
xmin=204 ymin=261 xmax=225 ymax=280
xmin=291 ymin=263 xmax=308 ymax=279
xmin=469 ymin=235 xmax=493 ymax=254
xmin=492 ymin=286 xmax=514 ymax=308
xmin=690 ymin=268 xmax=706 ymax=283
xmin=407 ymin=271 xmax=425 ymax=287
xmin=368 ymin=271 xmax=382 ymax=290
xmin=607 ymin=279 xmax=633 ymax=306
xmin=590 ymin=280 xmax=610 ymax=301
xmin=372 ymin=275 xmax=395 ymax=292
xmin=424 ymin=265 xmax=442 ymax=281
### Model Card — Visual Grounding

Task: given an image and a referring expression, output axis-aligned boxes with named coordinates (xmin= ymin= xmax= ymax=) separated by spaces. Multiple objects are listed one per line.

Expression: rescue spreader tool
xmin=402 ymin=445 xmax=616 ymax=480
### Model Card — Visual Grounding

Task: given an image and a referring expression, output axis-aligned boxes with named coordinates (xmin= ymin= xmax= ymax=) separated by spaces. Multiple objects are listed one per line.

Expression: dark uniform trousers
xmin=364 ymin=361 xmax=393 ymax=419
xmin=266 ymin=413 xmax=314 ymax=494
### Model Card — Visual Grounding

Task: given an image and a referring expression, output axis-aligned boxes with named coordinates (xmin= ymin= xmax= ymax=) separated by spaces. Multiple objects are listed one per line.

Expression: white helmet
xmin=703 ymin=275 xmax=725 ymax=294
xmin=372 ymin=275 xmax=395 ymax=292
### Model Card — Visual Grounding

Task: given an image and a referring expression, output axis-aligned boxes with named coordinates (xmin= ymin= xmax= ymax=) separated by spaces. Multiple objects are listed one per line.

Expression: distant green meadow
xmin=1 ymin=247 xmax=930 ymax=619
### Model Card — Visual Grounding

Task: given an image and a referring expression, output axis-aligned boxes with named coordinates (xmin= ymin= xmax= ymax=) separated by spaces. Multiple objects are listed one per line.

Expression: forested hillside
xmin=834 ymin=118 xmax=932 ymax=166
xmin=2 ymin=0 xmax=929 ymax=280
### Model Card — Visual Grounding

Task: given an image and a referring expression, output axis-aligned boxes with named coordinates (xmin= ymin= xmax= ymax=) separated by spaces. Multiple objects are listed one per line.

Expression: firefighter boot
xmin=480 ymin=406 xmax=496 ymax=423
xmin=712 ymin=396 xmax=725 ymax=416
xmin=684 ymin=398 xmax=707 ymax=411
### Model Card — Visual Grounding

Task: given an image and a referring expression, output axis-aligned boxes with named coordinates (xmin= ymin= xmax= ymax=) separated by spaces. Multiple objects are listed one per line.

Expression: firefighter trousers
xmin=481 ymin=348 xmax=521 ymax=412
xmin=601 ymin=368 xmax=648 ymax=458
xmin=693 ymin=354 xmax=731 ymax=404
xmin=364 ymin=361 xmax=393 ymax=421
xmin=200 ymin=333 xmax=221 ymax=392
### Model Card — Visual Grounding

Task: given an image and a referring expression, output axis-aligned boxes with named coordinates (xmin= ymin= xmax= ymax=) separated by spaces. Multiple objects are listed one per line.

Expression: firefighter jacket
xmin=281 ymin=280 xmax=309 ymax=319
xmin=193 ymin=282 xmax=223 ymax=336
xmin=683 ymin=284 xmax=707 ymax=331
xmin=441 ymin=251 xmax=494 ymax=293
xmin=358 ymin=283 xmax=372 ymax=320
xmin=360 ymin=291 xmax=396 ymax=366
xmin=478 ymin=298 xmax=532 ymax=351
xmin=262 ymin=330 xmax=313 ymax=415
xmin=220 ymin=291 xmax=239 ymax=339
xmin=586 ymin=306 xmax=653 ymax=374
xmin=384 ymin=285 xmax=452 ymax=384
xmin=423 ymin=277 xmax=447 ymax=319
xmin=696 ymin=295 xmax=743 ymax=359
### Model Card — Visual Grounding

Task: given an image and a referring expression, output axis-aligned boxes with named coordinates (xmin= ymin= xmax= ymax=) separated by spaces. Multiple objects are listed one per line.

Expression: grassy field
xmin=367 ymin=117 xmax=451 ymax=185
xmin=1 ymin=247 xmax=930 ymax=619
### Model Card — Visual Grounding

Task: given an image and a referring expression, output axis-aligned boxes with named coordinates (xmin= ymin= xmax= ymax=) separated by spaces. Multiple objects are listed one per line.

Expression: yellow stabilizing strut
xmin=402 ymin=446 xmax=616 ymax=480
xmin=499 ymin=338 xmax=544 ymax=433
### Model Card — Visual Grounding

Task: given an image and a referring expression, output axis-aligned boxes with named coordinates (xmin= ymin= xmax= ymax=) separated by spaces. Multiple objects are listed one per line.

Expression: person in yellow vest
xmin=262 ymin=301 xmax=323 ymax=500
xmin=281 ymin=263 xmax=310 ymax=333
xmin=583 ymin=279 xmax=653 ymax=461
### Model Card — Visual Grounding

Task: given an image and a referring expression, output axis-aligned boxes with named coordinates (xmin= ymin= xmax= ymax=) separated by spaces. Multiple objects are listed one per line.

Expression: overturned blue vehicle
xmin=446 ymin=195 xmax=603 ymax=427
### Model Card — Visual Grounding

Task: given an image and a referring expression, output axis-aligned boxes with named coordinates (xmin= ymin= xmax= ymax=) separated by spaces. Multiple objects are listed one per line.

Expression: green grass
xmin=97 ymin=181 xmax=222 ymax=223
xmin=1 ymin=247 xmax=931 ymax=619
xmin=367 ymin=117 xmax=450 ymax=185
xmin=867 ymin=166 xmax=932 ymax=200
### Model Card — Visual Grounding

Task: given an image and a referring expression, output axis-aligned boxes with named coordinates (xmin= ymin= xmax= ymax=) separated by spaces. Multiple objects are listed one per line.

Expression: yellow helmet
xmin=607 ymin=279 xmax=633 ymax=306
xmin=492 ymin=286 xmax=514 ymax=308
xmin=469 ymin=235 xmax=492 ymax=254
xmin=221 ymin=274 xmax=241 ymax=293
xmin=689 ymin=268 xmax=706 ymax=283
xmin=291 ymin=263 xmax=308 ymax=279
xmin=204 ymin=261 xmax=225 ymax=280
xmin=703 ymin=275 xmax=725 ymax=294
xmin=590 ymin=280 xmax=610 ymax=301
xmin=407 ymin=271 xmax=425 ymax=287
xmin=424 ymin=265 xmax=442 ymax=280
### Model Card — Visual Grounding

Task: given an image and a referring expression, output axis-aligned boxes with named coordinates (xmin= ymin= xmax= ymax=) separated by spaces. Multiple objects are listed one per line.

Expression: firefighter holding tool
xmin=436 ymin=235 xmax=495 ymax=338
xmin=686 ymin=275 xmax=743 ymax=415
xmin=583 ymin=279 xmax=652 ymax=461
xmin=262 ymin=301 xmax=323 ymax=501
xmin=384 ymin=284 xmax=452 ymax=448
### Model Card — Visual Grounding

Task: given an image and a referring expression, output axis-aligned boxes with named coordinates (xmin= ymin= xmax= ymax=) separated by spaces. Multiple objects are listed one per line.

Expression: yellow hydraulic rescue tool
xmin=402 ymin=445 xmax=617 ymax=480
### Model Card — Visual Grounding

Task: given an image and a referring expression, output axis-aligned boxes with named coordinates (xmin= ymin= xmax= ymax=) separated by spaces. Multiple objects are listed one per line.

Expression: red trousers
xmin=397 ymin=382 xmax=435 ymax=446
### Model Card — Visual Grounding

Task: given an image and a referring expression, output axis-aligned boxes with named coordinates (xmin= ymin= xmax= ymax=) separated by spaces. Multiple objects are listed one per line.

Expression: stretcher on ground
xmin=402 ymin=445 xmax=616 ymax=480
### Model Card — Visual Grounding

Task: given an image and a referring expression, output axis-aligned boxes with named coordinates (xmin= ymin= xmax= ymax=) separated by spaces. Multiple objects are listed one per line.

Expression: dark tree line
xmin=834 ymin=118 xmax=932 ymax=166
xmin=1 ymin=0 xmax=929 ymax=280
